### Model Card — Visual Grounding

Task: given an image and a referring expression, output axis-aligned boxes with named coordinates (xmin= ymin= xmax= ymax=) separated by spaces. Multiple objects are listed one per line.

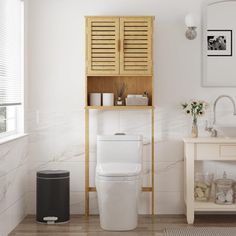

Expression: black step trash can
xmin=36 ymin=170 xmax=70 ymax=224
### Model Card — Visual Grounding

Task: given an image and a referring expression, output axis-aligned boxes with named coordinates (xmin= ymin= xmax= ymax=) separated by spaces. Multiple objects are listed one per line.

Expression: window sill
xmin=0 ymin=133 xmax=28 ymax=146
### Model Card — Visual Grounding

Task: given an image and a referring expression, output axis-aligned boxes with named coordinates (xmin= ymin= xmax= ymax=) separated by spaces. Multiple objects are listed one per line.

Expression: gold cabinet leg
xmin=151 ymin=109 xmax=155 ymax=216
xmin=85 ymin=109 xmax=89 ymax=216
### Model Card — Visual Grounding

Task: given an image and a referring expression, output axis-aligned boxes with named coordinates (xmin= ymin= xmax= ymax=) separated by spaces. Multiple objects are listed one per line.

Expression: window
xmin=0 ymin=0 xmax=24 ymax=138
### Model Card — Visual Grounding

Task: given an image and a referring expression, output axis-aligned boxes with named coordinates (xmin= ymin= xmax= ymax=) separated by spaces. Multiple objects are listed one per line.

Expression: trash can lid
xmin=37 ymin=170 xmax=70 ymax=178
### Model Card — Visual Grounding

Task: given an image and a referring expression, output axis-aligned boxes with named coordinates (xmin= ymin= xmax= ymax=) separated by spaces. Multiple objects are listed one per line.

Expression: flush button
xmin=114 ymin=133 xmax=126 ymax=135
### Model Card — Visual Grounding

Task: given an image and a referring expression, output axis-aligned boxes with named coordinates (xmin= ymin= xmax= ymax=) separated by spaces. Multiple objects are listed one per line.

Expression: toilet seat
xmin=96 ymin=163 xmax=141 ymax=178
xmin=96 ymin=174 xmax=140 ymax=181
xmin=96 ymin=163 xmax=141 ymax=176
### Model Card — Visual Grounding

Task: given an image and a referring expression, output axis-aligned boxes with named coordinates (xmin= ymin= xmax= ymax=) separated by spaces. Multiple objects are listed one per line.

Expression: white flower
xmin=181 ymin=99 xmax=208 ymax=118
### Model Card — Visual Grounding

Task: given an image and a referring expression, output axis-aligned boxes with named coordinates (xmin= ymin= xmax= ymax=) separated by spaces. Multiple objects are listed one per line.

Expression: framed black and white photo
xmin=207 ymin=30 xmax=232 ymax=56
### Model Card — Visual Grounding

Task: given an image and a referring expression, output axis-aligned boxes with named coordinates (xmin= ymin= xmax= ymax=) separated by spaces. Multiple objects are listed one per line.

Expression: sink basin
xmin=216 ymin=126 xmax=236 ymax=137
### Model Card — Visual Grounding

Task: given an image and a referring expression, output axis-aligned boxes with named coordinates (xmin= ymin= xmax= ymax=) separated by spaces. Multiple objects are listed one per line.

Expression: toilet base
xmin=100 ymin=220 xmax=137 ymax=231
xmin=96 ymin=176 xmax=140 ymax=231
xmin=99 ymin=205 xmax=138 ymax=231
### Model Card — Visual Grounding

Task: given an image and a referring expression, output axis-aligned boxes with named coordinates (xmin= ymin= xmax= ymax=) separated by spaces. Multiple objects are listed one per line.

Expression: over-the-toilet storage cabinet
xmin=85 ymin=16 xmax=155 ymax=216
xmin=86 ymin=16 xmax=153 ymax=75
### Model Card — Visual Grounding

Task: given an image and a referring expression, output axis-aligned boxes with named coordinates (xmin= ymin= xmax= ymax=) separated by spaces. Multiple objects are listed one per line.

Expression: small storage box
xmin=125 ymin=96 xmax=148 ymax=106
xmin=36 ymin=170 xmax=70 ymax=224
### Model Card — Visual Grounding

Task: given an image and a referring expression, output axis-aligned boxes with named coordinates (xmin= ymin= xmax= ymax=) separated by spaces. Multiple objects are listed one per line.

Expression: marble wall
xmin=26 ymin=108 xmax=188 ymax=215
xmin=26 ymin=0 xmax=236 ymax=216
xmin=0 ymin=136 xmax=28 ymax=235
xmin=25 ymin=105 xmax=188 ymax=215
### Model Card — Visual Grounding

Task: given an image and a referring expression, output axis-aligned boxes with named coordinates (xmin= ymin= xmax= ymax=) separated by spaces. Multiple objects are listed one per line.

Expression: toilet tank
xmin=97 ymin=135 xmax=143 ymax=164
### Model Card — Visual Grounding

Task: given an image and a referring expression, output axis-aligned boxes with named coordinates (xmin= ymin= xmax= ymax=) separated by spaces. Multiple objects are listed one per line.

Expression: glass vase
xmin=191 ymin=118 xmax=198 ymax=138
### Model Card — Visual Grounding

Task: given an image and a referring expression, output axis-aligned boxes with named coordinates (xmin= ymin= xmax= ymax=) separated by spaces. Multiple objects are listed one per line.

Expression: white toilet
xmin=96 ymin=134 xmax=142 ymax=231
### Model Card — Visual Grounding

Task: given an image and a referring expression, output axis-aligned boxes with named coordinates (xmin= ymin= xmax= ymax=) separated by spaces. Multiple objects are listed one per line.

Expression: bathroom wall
xmin=0 ymin=1 xmax=29 ymax=235
xmin=0 ymin=136 xmax=28 ymax=235
xmin=26 ymin=0 xmax=236 ymax=215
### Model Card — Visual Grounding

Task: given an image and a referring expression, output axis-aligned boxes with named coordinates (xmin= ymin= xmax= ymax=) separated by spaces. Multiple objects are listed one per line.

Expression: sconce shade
xmin=185 ymin=13 xmax=196 ymax=27
xmin=186 ymin=27 xmax=197 ymax=40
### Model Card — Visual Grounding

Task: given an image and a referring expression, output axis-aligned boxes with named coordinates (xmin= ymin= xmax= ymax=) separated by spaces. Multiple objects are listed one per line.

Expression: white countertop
xmin=183 ymin=137 xmax=236 ymax=144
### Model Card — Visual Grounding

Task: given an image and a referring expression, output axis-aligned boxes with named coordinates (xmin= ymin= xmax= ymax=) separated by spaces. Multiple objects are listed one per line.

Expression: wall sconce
xmin=185 ymin=13 xmax=197 ymax=40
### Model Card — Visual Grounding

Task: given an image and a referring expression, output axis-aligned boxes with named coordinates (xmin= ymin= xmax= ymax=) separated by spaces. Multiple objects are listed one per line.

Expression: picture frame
xmin=207 ymin=30 xmax=232 ymax=56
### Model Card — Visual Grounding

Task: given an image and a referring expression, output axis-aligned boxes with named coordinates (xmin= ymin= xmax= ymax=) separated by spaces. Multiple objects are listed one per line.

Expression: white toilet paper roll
xmin=90 ymin=93 xmax=101 ymax=106
xmin=103 ymin=93 xmax=114 ymax=106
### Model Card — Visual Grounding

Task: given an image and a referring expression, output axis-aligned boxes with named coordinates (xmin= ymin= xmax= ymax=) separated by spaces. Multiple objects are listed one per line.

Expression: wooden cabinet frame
xmin=85 ymin=16 xmax=155 ymax=216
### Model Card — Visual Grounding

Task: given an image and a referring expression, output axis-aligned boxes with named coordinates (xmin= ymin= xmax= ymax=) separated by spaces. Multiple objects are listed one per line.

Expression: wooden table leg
xmin=185 ymin=143 xmax=195 ymax=224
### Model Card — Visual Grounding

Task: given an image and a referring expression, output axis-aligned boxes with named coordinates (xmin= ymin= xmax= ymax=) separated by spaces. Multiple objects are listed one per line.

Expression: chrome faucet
xmin=205 ymin=95 xmax=236 ymax=137
xmin=213 ymin=95 xmax=236 ymax=125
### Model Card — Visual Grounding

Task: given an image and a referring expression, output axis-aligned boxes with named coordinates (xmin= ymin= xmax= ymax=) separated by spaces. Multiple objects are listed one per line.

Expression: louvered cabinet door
xmin=120 ymin=17 xmax=153 ymax=75
xmin=86 ymin=17 xmax=120 ymax=75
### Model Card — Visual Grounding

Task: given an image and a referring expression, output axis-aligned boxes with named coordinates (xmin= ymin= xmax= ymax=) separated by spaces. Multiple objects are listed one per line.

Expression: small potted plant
xmin=115 ymin=82 xmax=127 ymax=106
xmin=182 ymin=100 xmax=208 ymax=138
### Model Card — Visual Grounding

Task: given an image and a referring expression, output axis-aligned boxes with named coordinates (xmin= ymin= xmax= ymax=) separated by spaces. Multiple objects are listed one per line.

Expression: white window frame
xmin=0 ymin=0 xmax=24 ymax=139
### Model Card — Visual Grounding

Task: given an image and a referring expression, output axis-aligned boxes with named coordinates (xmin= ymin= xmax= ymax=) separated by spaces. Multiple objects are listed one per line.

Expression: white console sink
xmin=216 ymin=126 xmax=236 ymax=137
xmin=183 ymin=137 xmax=236 ymax=224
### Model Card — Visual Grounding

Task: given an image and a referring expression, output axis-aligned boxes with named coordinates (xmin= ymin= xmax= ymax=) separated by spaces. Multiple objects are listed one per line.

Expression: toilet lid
xmin=96 ymin=163 xmax=141 ymax=177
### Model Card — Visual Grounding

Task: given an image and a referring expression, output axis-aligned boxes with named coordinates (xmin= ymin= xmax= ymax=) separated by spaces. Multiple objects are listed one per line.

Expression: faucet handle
xmin=205 ymin=120 xmax=217 ymax=137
